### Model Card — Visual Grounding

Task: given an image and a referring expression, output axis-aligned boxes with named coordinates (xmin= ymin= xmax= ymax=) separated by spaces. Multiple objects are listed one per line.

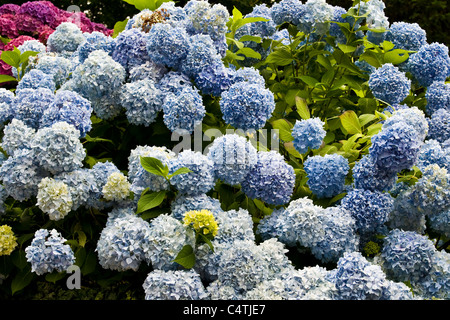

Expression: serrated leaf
xmin=239 ymin=35 xmax=262 ymax=43
xmin=136 ymin=190 xmax=166 ymax=214
xmin=11 ymin=267 xmax=34 ymax=295
xmin=298 ymin=75 xmax=319 ymax=87
xmin=173 ymin=244 xmax=196 ymax=269
xmin=1 ymin=50 xmax=20 ymax=68
xmin=271 ymin=119 xmax=293 ymax=142
xmin=0 ymin=74 xmax=18 ymax=84
xmin=122 ymin=0 xmax=172 ymax=11
xmin=295 ymin=96 xmax=310 ymax=120
xmin=265 ymin=48 xmax=294 ymax=66
xmin=112 ymin=19 xmax=128 ymax=38
xmin=168 ymin=167 xmax=192 ymax=179
xmin=235 ymin=47 xmax=261 ymax=60
xmin=140 ymin=156 xmax=168 ymax=177
xmin=340 ymin=110 xmax=362 ymax=134
xmin=19 ymin=51 xmax=39 ymax=64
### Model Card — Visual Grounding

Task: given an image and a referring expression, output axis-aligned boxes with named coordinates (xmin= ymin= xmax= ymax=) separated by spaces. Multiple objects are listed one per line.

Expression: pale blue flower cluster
xmin=415 ymin=139 xmax=450 ymax=171
xmin=427 ymin=108 xmax=450 ymax=143
xmin=75 ymin=31 xmax=116 ymax=63
xmin=291 ymin=117 xmax=326 ymax=154
xmin=17 ymin=39 xmax=46 ymax=54
xmin=39 ymin=90 xmax=92 ymax=138
xmin=168 ymin=150 xmax=215 ymax=195
xmin=47 ymin=22 xmax=86 ymax=53
xmin=96 ymin=207 xmax=152 ymax=271
xmin=194 ymin=62 xmax=235 ymax=97
xmin=383 ymin=107 xmax=428 ymax=142
xmin=329 ymin=251 xmax=413 ymax=300
xmin=170 ymin=194 xmax=222 ymax=221
xmin=120 ymin=79 xmax=163 ymax=127
xmin=241 ymin=151 xmax=295 ymax=205
xmin=380 ymin=229 xmax=436 ymax=283
xmin=128 ymin=60 xmax=167 ymax=83
xmin=11 ymin=88 xmax=55 ymax=129
xmin=146 ymin=214 xmax=195 ymax=271
xmin=1 ymin=119 xmax=35 ymax=156
xmin=368 ymin=63 xmax=411 ymax=105
xmin=220 ymin=81 xmax=275 ymax=131
xmin=428 ymin=208 xmax=450 ymax=239
xmin=143 ymin=269 xmax=209 ymax=300
xmin=298 ymin=0 xmax=335 ymax=35
xmin=385 ymin=22 xmax=427 ymax=51
xmin=25 ymin=229 xmax=75 ymax=276
xmin=0 ymin=88 xmax=14 ymax=125
xmin=207 ymin=134 xmax=258 ymax=186
xmin=270 ymin=0 xmax=306 ymax=26
xmin=304 ymin=154 xmax=349 ymax=199
xmin=34 ymin=54 xmax=73 ymax=88
xmin=341 ymin=189 xmax=394 ymax=240
xmin=408 ymin=43 xmax=450 ymax=87
xmin=162 ymin=86 xmax=205 ymax=134
xmin=414 ymin=250 xmax=450 ymax=300
xmin=352 ymin=155 xmax=397 ymax=192
xmin=425 ymin=81 xmax=450 ymax=115
xmin=112 ymin=28 xmax=150 ymax=72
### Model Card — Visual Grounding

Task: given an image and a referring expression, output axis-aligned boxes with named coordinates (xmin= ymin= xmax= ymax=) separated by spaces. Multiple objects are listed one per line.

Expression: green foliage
xmin=122 ymin=0 xmax=173 ymax=11
xmin=0 ymin=48 xmax=40 ymax=85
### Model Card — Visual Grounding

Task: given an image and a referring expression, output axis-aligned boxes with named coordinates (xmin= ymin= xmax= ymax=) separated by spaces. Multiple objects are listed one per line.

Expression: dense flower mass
xmin=0 ymin=0 xmax=448 ymax=301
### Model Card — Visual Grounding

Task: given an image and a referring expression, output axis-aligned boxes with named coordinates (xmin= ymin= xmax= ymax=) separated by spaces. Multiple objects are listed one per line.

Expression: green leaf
xmin=235 ymin=47 xmax=261 ymax=60
xmin=271 ymin=119 xmax=294 ymax=142
xmin=122 ymin=0 xmax=172 ymax=11
xmin=337 ymin=43 xmax=357 ymax=54
xmin=140 ymin=156 xmax=168 ymax=177
xmin=136 ymin=190 xmax=166 ymax=214
xmin=265 ymin=48 xmax=294 ymax=66
xmin=168 ymin=167 xmax=192 ymax=179
xmin=45 ymin=271 xmax=66 ymax=284
xmin=173 ymin=244 xmax=196 ymax=269
xmin=113 ymin=19 xmax=128 ymax=38
xmin=0 ymin=74 xmax=17 ymax=84
xmin=298 ymin=75 xmax=319 ymax=87
xmin=198 ymin=233 xmax=214 ymax=252
xmin=81 ymin=251 xmax=97 ymax=275
xmin=339 ymin=110 xmax=362 ymax=134
xmin=11 ymin=267 xmax=34 ymax=295
xmin=19 ymin=51 xmax=39 ymax=64
xmin=384 ymin=49 xmax=409 ymax=65
xmin=238 ymin=35 xmax=262 ymax=43
xmin=11 ymin=250 xmax=28 ymax=270
xmin=359 ymin=114 xmax=378 ymax=127
xmin=295 ymin=96 xmax=310 ymax=120
xmin=1 ymin=50 xmax=20 ymax=68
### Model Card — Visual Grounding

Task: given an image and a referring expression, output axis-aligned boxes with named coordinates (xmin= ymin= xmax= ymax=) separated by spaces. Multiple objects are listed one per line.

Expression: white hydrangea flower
xmin=36 ymin=177 xmax=73 ymax=221
xmin=102 ymin=172 xmax=131 ymax=201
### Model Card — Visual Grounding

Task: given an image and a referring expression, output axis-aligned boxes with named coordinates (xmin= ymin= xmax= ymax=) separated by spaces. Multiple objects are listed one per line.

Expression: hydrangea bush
xmin=0 ymin=0 xmax=448 ymax=301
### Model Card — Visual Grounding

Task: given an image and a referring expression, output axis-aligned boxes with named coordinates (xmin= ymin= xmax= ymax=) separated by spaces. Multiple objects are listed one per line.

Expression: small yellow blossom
xmin=183 ymin=209 xmax=219 ymax=237
xmin=0 ymin=225 xmax=18 ymax=256
xmin=102 ymin=172 xmax=131 ymax=201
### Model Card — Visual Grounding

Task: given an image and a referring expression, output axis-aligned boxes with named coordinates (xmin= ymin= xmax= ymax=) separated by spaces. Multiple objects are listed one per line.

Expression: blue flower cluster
xmin=385 ymin=22 xmax=427 ymax=51
xmin=241 ymin=150 xmax=295 ymax=205
xmin=304 ymin=154 xmax=349 ymax=199
xmin=291 ymin=117 xmax=326 ymax=154
xmin=425 ymin=81 xmax=450 ymax=115
xmin=368 ymin=63 xmax=411 ymax=105
xmin=408 ymin=43 xmax=450 ymax=87
xmin=25 ymin=228 xmax=75 ymax=275
xmin=427 ymin=108 xmax=450 ymax=143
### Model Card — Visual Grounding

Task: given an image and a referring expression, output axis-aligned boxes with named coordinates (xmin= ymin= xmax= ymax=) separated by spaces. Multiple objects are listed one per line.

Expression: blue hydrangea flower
xmin=331 ymin=251 xmax=410 ymax=300
xmin=16 ymin=69 xmax=56 ymax=93
xmin=146 ymin=23 xmax=190 ymax=69
xmin=385 ymin=22 xmax=427 ymax=51
xmin=194 ymin=62 xmax=235 ymax=97
xmin=168 ymin=150 xmax=215 ymax=195
xmin=415 ymin=139 xmax=450 ymax=171
xmin=0 ymin=148 xmax=42 ymax=201
xmin=241 ymin=151 xmax=295 ymax=205
xmin=31 ymin=121 xmax=86 ymax=175
xmin=368 ymin=63 xmax=411 ymax=105
xmin=47 ymin=22 xmax=85 ymax=53
xmin=389 ymin=185 xmax=427 ymax=234
xmin=414 ymin=250 xmax=450 ymax=300
xmin=180 ymin=34 xmax=222 ymax=78
xmin=128 ymin=60 xmax=168 ymax=83
xmin=71 ymin=50 xmax=126 ymax=116
xmin=25 ymin=229 xmax=75 ymax=276
xmin=232 ymin=66 xmax=266 ymax=87
xmin=162 ymin=86 xmax=205 ymax=134
xmin=0 ymin=88 xmax=14 ymax=125
xmin=34 ymin=55 xmax=74 ymax=89
xmin=329 ymin=6 xmax=347 ymax=44
xmin=407 ymin=43 xmax=450 ymax=87
xmin=39 ymin=90 xmax=92 ymax=138
xmin=291 ymin=117 xmax=326 ymax=154
xmin=120 ymin=79 xmax=163 ymax=127
xmin=427 ymin=108 xmax=450 ymax=143
xmin=304 ymin=154 xmax=349 ymax=199
xmin=17 ymin=39 xmax=46 ymax=54
xmin=170 ymin=193 xmax=222 ymax=221
xmin=55 ymin=168 xmax=99 ymax=210
xmin=383 ymin=107 xmax=428 ymax=142
xmin=407 ymin=164 xmax=450 ymax=216
xmin=270 ymin=0 xmax=306 ymax=26
xmin=76 ymin=31 xmax=116 ymax=63
xmin=340 ymin=188 xmax=394 ymax=238
xmin=88 ymin=161 xmax=121 ymax=209
xmin=147 ymin=214 xmax=195 ymax=271
xmin=425 ymin=81 xmax=450 ymax=115
xmin=12 ymin=88 xmax=55 ymax=129
xmin=369 ymin=122 xmax=422 ymax=174
xmin=1 ymin=119 xmax=35 ymax=156
xmin=355 ymin=60 xmax=376 ymax=75
xmin=220 ymin=81 xmax=275 ymax=131
xmin=143 ymin=269 xmax=209 ymax=300
xmin=352 ymin=155 xmax=398 ymax=192
xmin=380 ymin=229 xmax=436 ymax=283
xmin=243 ymin=4 xmax=276 ymax=39
xmin=184 ymin=1 xmax=229 ymax=43
xmin=269 ymin=29 xmax=291 ymax=45
xmin=158 ymin=71 xmax=192 ymax=98
xmin=112 ymin=28 xmax=150 ymax=72
xmin=207 ymin=134 xmax=258 ymax=186
xmin=428 ymin=208 xmax=450 ymax=238
xmin=129 ymin=146 xmax=175 ymax=196
xmin=213 ymin=208 xmax=255 ymax=244
xmin=298 ymin=0 xmax=335 ymax=35
xmin=96 ymin=209 xmax=152 ymax=271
